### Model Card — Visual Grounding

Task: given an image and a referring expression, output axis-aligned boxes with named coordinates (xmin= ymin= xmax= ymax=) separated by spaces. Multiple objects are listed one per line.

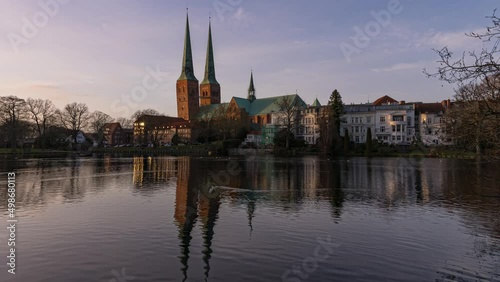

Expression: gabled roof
xmin=232 ymin=94 xmax=307 ymax=116
xmin=311 ymin=98 xmax=321 ymax=107
xmin=373 ymin=95 xmax=398 ymax=106
xmin=232 ymin=97 xmax=251 ymax=112
xmin=416 ymin=103 xmax=446 ymax=113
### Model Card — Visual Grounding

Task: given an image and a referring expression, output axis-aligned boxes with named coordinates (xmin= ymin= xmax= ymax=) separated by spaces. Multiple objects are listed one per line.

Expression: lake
xmin=0 ymin=156 xmax=499 ymax=281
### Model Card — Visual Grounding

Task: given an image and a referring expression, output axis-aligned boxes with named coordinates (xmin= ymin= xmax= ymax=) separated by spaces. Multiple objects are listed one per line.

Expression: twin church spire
xmin=201 ymin=20 xmax=218 ymax=85
xmin=176 ymin=11 xmax=255 ymax=120
xmin=177 ymin=12 xmax=220 ymax=116
xmin=178 ymin=13 xmax=197 ymax=81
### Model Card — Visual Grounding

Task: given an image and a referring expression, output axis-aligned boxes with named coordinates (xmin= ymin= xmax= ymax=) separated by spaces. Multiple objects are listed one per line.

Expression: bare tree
xmin=212 ymin=104 xmax=239 ymax=141
xmin=90 ymin=111 xmax=113 ymax=146
xmin=57 ymin=102 xmax=89 ymax=141
xmin=425 ymin=10 xmax=500 ymax=155
xmin=116 ymin=117 xmax=133 ymax=129
xmin=274 ymin=95 xmax=301 ymax=150
xmin=131 ymin=109 xmax=162 ymax=121
xmin=447 ymin=82 xmax=500 ymax=154
xmin=0 ymin=96 xmax=28 ymax=149
xmin=26 ymin=98 xmax=56 ymax=149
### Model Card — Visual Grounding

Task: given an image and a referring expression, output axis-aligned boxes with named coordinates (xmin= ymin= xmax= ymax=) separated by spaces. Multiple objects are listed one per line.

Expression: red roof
xmin=373 ymin=95 xmax=398 ymax=106
xmin=416 ymin=103 xmax=446 ymax=113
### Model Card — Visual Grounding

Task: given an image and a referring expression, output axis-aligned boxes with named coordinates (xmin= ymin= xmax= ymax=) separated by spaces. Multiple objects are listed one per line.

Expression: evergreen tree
xmin=328 ymin=89 xmax=344 ymax=154
xmin=328 ymin=90 xmax=344 ymax=135
xmin=365 ymin=127 xmax=372 ymax=156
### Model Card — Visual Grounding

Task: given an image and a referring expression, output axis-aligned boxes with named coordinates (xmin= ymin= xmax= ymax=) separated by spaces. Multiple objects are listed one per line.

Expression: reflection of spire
xmin=174 ymin=157 xmax=198 ymax=281
xmin=246 ymin=198 xmax=255 ymax=237
xmin=199 ymin=185 xmax=221 ymax=281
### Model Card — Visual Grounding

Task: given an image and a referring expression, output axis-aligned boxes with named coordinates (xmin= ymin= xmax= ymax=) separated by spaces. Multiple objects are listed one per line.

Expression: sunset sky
xmin=1 ymin=0 xmax=498 ymax=118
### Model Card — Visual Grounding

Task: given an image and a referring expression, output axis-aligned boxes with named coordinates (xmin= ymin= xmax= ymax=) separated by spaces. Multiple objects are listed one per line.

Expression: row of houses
xmin=294 ymin=95 xmax=452 ymax=146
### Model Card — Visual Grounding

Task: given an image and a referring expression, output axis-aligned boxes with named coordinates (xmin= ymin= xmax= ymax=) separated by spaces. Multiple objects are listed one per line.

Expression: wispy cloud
xmin=371 ymin=62 xmax=425 ymax=73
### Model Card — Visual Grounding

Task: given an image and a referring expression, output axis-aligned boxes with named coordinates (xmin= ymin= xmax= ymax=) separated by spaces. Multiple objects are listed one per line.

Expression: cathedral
xmin=176 ymin=12 xmax=308 ymax=129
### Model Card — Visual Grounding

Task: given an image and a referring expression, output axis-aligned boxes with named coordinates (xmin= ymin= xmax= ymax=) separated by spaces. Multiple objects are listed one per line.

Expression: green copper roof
xmin=247 ymin=72 xmax=256 ymax=101
xmin=233 ymin=97 xmax=251 ymax=112
xmin=232 ymin=94 xmax=307 ymax=116
xmin=201 ymin=21 xmax=219 ymax=85
xmin=311 ymin=98 xmax=321 ymax=107
xmin=178 ymin=13 xmax=197 ymax=81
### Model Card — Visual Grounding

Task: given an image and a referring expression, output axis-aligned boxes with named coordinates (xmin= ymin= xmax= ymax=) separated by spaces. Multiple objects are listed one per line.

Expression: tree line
xmin=0 ymin=96 xmax=163 ymax=150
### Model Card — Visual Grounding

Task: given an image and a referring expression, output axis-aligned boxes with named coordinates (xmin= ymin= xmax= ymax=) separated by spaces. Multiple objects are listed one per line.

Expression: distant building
xmin=66 ymin=131 xmax=87 ymax=144
xmin=102 ymin=122 xmax=123 ymax=146
xmin=297 ymin=98 xmax=322 ymax=145
xmin=133 ymin=115 xmax=192 ymax=145
xmin=416 ymin=100 xmax=453 ymax=146
xmin=170 ymin=12 xmax=454 ymax=148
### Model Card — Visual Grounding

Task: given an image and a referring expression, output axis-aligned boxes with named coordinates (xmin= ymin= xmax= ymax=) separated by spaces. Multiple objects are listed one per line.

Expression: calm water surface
xmin=0 ymin=156 xmax=499 ymax=282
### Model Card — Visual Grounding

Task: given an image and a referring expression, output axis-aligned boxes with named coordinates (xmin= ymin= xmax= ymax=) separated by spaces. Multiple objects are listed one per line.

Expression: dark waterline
xmin=0 ymin=156 xmax=499 ymax=282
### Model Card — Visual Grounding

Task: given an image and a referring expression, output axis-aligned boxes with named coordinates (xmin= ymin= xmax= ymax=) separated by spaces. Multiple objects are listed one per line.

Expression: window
xmin=380 ymin=116 xmax=386 ymax=122
xmin=428 ymin=118 xmax=432 ymax=124
xmin=396 ymin=125 xmax=401 ymax=132
xmin=397 ymin=136 xmax=401 ymax=141
xmin=392 ymin=115 xmax=404 ymax=121
xmin=380 ymin=126 xmax=385 ymax=133
xmin=367 ymin=117 xmax=371 ymax=123
xmin=355 ymin=136 xmax=360 ymax=143
xmin=392 ymin=125 xmax=396 ymax=132
xmin=392 ymin=136 xmax=395 ymax=140
xmin=355 ymin=126 xmax=359 ymax=133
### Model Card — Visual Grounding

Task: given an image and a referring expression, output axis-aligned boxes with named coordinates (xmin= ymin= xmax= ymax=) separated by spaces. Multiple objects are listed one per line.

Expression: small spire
xmin=248 ymin=71 xmax=256 ymax=101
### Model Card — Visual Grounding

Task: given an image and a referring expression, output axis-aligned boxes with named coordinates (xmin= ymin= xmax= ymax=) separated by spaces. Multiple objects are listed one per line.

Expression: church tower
xmin=200 ymin=19 xmax=221 ymax=106
xmin=176 ymin=12 xmax=200 ymax=121
xmin=247 ymin=71 xmax=256 ymax=102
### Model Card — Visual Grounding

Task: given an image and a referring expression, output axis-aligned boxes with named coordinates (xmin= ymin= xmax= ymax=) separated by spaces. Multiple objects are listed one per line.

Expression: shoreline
xmin=0 ymin=147 xmax=480 ymax=160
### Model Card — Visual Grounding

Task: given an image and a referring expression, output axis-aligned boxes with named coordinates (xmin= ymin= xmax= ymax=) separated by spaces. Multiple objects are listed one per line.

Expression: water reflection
xmin=0 ymin=156 xmax=499 ymax=281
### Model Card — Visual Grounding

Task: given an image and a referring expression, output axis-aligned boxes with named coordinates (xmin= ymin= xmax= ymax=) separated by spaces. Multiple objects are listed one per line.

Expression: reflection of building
xmin=173 ymin=157 xmax=222 ymax=281
xmin=132 ymin=156 xmax=178 ymax=186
